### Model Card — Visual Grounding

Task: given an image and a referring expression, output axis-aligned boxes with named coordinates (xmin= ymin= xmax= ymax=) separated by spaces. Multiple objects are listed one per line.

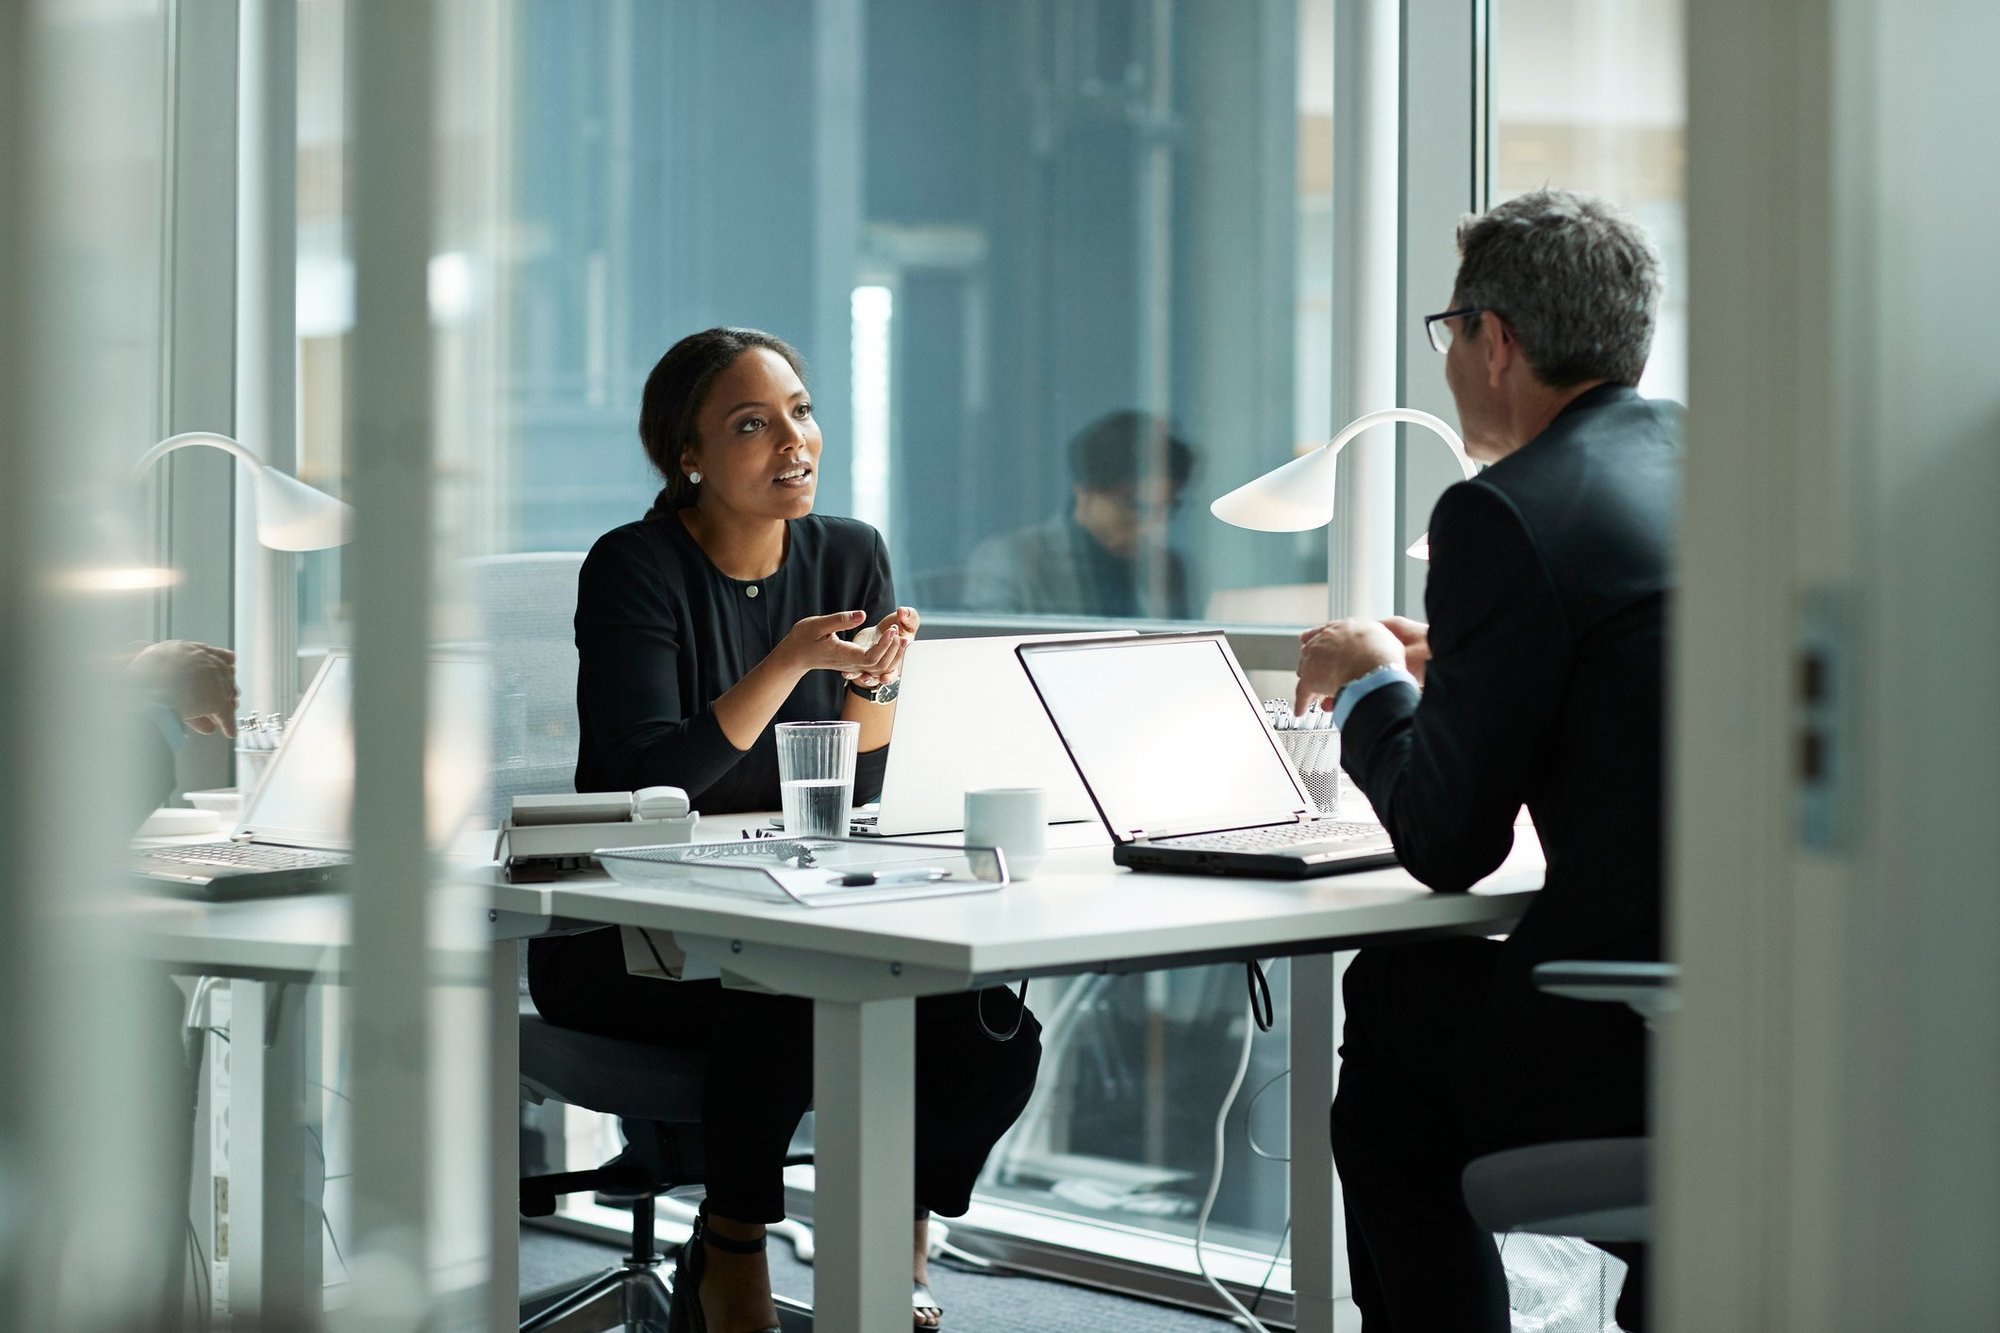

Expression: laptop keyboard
xmin=144 ymin=842 xmax=348 ymax=871
xmin=1160 ymin=821 xmax=1383 ymax=852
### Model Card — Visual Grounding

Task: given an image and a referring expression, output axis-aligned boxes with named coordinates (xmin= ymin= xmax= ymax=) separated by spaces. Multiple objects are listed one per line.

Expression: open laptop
xmin=135 ymin=653 xmax=489 ymax=899
xmin=859 ymin=631 xmax=1138 ymax=836
xmin=1016 ymin=632 xmax=1399 ymax=878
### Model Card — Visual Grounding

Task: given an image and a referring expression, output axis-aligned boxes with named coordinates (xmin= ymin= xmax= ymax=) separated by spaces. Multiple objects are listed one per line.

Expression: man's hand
xmin=1294 ymin=618 xmax=1404 ymax=717
xmin=131 ymin=640 xmax=239 ymax=737
xmin=1380 ymin=615 xmax=1431 ymax=686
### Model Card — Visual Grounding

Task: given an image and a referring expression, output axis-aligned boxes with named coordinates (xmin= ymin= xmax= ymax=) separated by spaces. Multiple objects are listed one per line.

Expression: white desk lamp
xmin=1209 ymin=407 xmax=1477 ymax=564
xmin=134 ymin=431 xmax=352 ymax=551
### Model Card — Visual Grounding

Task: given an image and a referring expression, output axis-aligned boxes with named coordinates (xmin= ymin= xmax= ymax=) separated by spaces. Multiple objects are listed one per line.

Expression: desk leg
xmin=1290 ymin=953 xmax=1347 ymax=1333
xmin=487 ymin=939 xmax=521 ymax=1328
xmin=230 ymin=978 xmax=323 ymax=1326
xmin=812 ymin=995 xmax=914 ymax=1333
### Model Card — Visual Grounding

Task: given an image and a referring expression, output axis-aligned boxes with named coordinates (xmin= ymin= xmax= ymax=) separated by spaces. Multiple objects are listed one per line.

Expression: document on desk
xmin=596 ymin=837 xmax=1008 ymax=907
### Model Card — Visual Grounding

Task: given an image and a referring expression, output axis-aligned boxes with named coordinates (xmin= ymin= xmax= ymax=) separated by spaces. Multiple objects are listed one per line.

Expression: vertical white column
xmin=1327 ymin=0 xmax=1402 ymax=621
xmin=1394 ymin=0 xmax=1480 ymax=619
xmin=234 ymin=0 xmax=300 ymax=719
xmin=344 ymin=0 xmax=440 ymax=1323
xmin=159 ymin=0 xmax=241 ymax=795
xmin=812 ymin=996 xmax=916 ymax=1333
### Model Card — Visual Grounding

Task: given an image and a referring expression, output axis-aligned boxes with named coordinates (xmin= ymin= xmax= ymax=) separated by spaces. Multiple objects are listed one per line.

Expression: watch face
xmin=852 ymin=676 xmax=900 ymax=704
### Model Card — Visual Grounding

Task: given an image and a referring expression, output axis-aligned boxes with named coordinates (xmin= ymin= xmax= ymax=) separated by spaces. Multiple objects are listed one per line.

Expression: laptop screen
xmin=1019 ymin=634 xmax=1309 ymax=839
xmin=238 ymin=654 xmax=492 ymax=849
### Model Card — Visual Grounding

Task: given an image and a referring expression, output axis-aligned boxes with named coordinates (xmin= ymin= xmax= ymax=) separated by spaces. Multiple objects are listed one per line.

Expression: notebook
xmin=134 ymin=653 xmax=489 ymax=899
xmin=859 ymin=631 xmax=1136 ymax=837
xmin=1015 ymin=632 xmax=1399 ymax=878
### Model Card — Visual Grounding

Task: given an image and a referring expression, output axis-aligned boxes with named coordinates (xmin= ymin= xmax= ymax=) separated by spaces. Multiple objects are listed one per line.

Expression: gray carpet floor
xmin=521 ymin=1224 xmax=1248 ymax=1332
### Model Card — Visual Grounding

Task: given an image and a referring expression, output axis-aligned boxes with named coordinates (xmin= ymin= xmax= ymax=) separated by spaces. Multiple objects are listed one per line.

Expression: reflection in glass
xmin=962 ymin=412 xmax=1199 ymax=620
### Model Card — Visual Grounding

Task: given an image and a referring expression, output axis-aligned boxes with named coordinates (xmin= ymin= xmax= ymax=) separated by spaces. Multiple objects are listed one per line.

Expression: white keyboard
xmin=143 ymin=842 xmax=347 ymax=871
xmin=1161 ymin=821 xmax=1382 ymax=853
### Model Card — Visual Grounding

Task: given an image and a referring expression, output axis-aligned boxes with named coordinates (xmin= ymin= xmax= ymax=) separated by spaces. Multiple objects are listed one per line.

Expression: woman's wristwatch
xmin=846 ymin=676 xmax=901 ymax=704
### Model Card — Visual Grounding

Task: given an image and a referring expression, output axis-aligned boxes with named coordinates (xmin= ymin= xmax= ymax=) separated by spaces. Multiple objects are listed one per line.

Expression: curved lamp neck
xmin=133 ymin=431 xmax=267 ymax=479
xmin=1324 ymin=407 xmax=1476 ymax=480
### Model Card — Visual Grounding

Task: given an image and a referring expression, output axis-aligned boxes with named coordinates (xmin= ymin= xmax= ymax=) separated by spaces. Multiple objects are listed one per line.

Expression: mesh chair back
xmin=468 ymin=552 xmax=587 ymax=824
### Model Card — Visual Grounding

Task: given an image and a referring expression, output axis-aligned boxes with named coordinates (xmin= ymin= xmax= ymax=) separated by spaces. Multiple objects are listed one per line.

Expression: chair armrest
xmin=1533 ymin=961 xmax=1679 ymax=1020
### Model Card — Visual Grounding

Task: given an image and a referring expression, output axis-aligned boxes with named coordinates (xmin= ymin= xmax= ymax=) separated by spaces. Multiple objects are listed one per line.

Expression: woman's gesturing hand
xmin=779 ymin=609 xmax=907 ymax=683
xmin=842 ymin=606 xmax=920 ymax=688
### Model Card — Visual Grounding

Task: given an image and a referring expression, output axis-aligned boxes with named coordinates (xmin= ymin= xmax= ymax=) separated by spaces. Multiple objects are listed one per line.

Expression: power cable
xmin=1192 ymin=974 xmax=1275 ymax=1333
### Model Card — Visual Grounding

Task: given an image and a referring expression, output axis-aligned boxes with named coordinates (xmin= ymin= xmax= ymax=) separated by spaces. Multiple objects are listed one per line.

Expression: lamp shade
xmin=1208 ymin=444 xmax=1342 ymax=532
xmin=1210 ymin=408 xmax=1476 ymax=560
xmin=134 ymin=431 xmax=352 ymax=551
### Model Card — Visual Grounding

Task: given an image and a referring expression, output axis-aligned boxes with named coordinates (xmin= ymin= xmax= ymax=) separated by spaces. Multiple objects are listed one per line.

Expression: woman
xmin=529 ymin=327 xmax=1040 ymax=1333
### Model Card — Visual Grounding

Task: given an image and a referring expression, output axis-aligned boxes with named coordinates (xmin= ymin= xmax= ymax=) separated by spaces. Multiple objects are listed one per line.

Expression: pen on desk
xmin=834 ymin=867 xmax=951 ymax=887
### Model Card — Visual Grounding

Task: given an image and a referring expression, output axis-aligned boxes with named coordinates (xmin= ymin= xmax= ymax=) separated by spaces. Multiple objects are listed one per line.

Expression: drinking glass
xmin=775 ymin=720 xmax=860 ymax=836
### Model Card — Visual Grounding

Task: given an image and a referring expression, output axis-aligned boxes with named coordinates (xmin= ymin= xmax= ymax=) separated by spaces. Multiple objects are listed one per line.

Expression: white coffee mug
xmin=964 ymin=787 xmax=1046 ymax=881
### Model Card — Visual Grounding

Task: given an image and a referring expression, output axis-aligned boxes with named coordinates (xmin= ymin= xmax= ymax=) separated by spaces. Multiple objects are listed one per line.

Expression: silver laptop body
xmin=135 ymin=655 xmax=355 ymax=898
xmin=134 ymin=654 xmax=490 ymax=899
xmin=862 ymin=631 xmax=1136 ymax=836
xmin=1016 ymin=632 xmax=1399 ymax=878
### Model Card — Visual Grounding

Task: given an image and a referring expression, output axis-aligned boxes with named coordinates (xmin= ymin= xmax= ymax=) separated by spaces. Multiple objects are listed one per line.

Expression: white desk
xmin=138 ymin=828 xmax=1537 ymax=1333
xmin=490 ymin=827 xmax=1542 ymax=1333
xmin=135 ymin=887 xmax=531 ymax=1331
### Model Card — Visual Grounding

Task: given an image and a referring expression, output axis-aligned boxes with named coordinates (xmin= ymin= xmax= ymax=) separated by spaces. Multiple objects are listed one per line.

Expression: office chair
xmin=517 ymin=1002 xmax=706 ymax=1330
xmin=468 ymin=553 xmax=590 ymax=825
xmin=1460 ymin=960 xmax=1676 ymax=1329
xmin=471 ymin=554 xmax=812 ymax=1329
xmin=517 ymin=996 xmax=817 ymax=1332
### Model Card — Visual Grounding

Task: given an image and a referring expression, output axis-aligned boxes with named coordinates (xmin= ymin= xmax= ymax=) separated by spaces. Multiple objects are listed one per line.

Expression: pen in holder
xmin=1265 ymin=699 xmax=1341 ymax=816
xmin=234 ymin=711 xmax=286 ymax=799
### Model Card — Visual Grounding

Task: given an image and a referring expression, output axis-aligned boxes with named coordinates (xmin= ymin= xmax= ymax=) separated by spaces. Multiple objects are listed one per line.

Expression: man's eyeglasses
xmin=1423 ymin=307 xmax=1483 ymax=355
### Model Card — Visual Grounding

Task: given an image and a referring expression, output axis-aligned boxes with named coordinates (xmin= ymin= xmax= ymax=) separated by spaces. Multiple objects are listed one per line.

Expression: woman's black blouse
xmin=572 ymin=511 xmax=894 ymax=812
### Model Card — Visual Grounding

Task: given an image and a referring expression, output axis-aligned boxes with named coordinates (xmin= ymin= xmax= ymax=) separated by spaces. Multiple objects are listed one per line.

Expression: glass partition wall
xmin=496 ymin=0 xmax=1333 ymax=1308
xmin=43 ymin=0 xmax=1695 ymax=1323
xmin=503 ymin=0 xmax=1336 ymax=628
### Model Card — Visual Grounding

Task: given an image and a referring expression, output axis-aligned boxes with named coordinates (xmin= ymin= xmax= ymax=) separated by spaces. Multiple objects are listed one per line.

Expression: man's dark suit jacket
xmin=1339 ymin=382 xmax=1681 ymax=1140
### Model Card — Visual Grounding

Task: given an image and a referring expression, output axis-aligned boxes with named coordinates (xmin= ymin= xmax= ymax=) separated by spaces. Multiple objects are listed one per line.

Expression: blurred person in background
xmin=964 ymin=410 xmax=1198 ymax=620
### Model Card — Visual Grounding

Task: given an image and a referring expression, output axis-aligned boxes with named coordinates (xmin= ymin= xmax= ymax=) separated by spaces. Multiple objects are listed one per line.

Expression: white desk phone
xmin=495 ymin=787 xmax=698 ymax=881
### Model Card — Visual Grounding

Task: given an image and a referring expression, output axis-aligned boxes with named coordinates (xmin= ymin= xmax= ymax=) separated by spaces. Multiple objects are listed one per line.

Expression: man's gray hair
xmin=1454 ymin=189 xmax=1664 ymax=388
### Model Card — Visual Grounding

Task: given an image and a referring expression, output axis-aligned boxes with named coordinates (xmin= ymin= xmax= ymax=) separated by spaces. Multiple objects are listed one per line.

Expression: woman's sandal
xmin=667 ymin=1205 xmax=780 ymax=1333
xmin=913 ymin=1279 xmax=945 ymax=1329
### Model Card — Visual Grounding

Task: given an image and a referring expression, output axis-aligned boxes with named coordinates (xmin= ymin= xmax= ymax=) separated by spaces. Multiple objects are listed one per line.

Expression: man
xmin=1294 ymin=190 xmax=1680 ymax=1331
xmin=129 ymin=639 xmax=239 ymax=823
xmin=963 ymin=410 xmax=1197 ymax=619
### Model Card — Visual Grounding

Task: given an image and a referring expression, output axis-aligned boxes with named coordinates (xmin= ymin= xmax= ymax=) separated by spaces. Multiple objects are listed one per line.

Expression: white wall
xmin=1664 ymin=0 xmax=2000 ymax=1326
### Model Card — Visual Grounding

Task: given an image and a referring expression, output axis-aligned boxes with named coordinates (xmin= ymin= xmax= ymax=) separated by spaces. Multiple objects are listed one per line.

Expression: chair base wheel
xmin=521 ymin=1262 xmax=672 ymax=1331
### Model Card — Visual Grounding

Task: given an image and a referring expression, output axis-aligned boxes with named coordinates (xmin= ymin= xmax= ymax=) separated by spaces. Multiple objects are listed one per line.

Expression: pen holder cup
xmin=236 ymin=745 xmax=277 ymax=801
xmin=1273 ymin=727 xmax=1341 ymax=817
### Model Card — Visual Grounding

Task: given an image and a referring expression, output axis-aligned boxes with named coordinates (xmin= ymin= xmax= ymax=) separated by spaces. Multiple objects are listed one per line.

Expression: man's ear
xmin=1483 ymin=314 xmax=1518 ymax=388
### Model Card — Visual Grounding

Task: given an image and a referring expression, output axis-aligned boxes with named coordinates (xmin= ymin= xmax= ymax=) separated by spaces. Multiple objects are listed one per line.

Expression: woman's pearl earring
xmin=687 ymin=470 xmax=702 ymax=485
